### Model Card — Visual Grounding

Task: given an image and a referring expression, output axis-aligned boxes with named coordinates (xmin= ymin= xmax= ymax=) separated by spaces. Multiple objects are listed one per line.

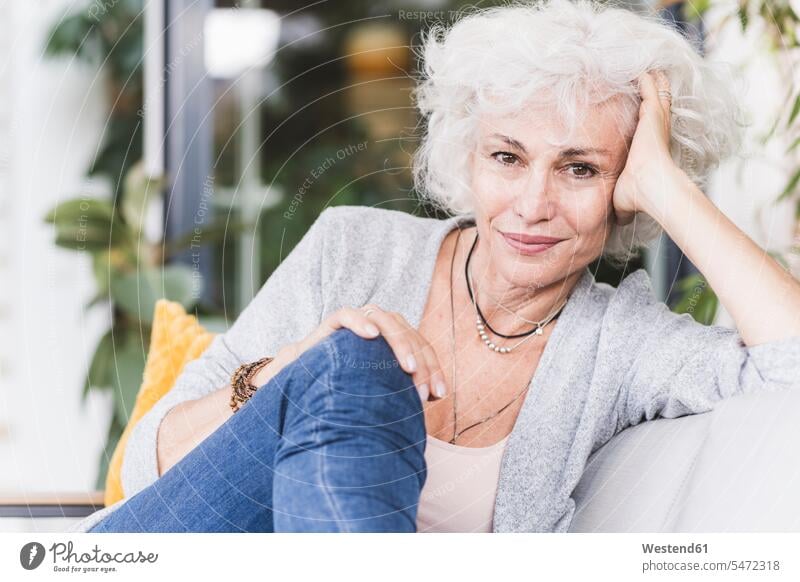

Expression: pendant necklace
xmin=447 ymin=227 xmax=570 ymax=445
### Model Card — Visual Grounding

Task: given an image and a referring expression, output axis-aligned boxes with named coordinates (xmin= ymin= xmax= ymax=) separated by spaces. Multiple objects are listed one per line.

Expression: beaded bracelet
xmin=229 ymin=356 xmax=274 ymax=413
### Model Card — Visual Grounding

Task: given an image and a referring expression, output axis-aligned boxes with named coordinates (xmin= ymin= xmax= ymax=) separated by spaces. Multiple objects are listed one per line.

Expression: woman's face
xmin=468 ymin=96 xmax=634 ymax=290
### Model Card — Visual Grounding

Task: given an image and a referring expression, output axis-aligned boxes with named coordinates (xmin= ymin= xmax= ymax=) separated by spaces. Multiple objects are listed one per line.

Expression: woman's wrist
xmin=249 ymin=343 xmax=299 ymax=391
xmin=157 ymin=386 xmax=233 ymax=476
xmin=636 ymin=165 xmax=697 ymax=226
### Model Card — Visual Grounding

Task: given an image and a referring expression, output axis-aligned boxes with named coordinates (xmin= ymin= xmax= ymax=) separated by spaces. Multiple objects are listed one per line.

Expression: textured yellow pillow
xmin=104 ymin=299 xmax=216 ymax=507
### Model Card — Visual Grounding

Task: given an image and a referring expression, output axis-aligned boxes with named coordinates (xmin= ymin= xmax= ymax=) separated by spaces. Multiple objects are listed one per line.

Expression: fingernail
xmin=434 ymin=382 xmax=447 ymax=398
xmin=365 ymin=324 xmax=380 ymax=336
xmin=418 ymin=383 xmax=429 ymax=402
xmin=406 ymin=355 xmax=417 ymax=372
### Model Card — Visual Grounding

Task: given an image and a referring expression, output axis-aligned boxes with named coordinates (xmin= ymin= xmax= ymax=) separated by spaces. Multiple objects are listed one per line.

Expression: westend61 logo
xmin=19 ymin=541 xmax=158 ymax=573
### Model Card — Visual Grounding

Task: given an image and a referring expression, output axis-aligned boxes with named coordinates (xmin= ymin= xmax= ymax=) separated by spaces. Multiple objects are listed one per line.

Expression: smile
xmin=499 ymin=231 xmax=563 ymax=255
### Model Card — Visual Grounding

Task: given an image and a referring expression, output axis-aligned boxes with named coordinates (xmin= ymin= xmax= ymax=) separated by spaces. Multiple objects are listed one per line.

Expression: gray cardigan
xmin=70 ymin=205 xmax=800 ymax=533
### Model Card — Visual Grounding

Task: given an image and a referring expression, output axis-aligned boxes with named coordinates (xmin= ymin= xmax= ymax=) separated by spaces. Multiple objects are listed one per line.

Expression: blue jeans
xmin=88 ymin=328 xmax=428 ymax=532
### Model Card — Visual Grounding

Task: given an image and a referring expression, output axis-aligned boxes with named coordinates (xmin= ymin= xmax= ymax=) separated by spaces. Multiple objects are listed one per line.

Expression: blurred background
xmin=0 ymin=0 xmax=798 ymax=524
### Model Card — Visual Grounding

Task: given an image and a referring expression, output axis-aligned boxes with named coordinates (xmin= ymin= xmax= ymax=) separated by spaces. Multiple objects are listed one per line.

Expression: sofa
xmin=2 ymin=385 xmax=798 ymax=533
xmin=570 ymin=386 xmax=800 ymax=532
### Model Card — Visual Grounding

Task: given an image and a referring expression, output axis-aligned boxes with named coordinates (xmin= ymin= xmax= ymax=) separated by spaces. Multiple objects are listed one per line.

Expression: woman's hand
xmin=253 ymin=305 xmax=448 ymax=402
xmin=610 ymin=74 xmax=800 ymax=349
xmin=612 ymin=69 xmax=686 ymax=226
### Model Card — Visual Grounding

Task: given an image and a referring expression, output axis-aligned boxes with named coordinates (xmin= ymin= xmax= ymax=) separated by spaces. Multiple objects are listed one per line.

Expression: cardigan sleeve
xmin=120 ymin=207 xmax=332 ymax=498
xmin=613 ymin=270 xmax=800 ymax=432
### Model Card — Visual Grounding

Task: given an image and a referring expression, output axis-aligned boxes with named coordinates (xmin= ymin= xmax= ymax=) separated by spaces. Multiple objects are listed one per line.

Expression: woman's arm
xmin=612 ymin=274 xmax=799 ymax=431
xmin=641 ymin=168 xmax=800 ymax=347
xmin=155 ymin=343 xmax=300 ymax=477
xmin=614 ymin=70 xmax=800 ymax=347
xmin=610 ymin=72 xmax=800 ymax=432
xmin=156 ymin=386 xmax=232 ymax=477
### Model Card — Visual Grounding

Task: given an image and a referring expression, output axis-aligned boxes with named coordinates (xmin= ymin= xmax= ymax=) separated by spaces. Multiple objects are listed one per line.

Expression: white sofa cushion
xmin=570 ymin=389 xmax=800 ymax=532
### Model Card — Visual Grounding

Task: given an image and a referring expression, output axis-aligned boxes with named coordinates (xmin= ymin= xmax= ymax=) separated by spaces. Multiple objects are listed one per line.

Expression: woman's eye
xmin=566 ymin=163 xmax=598 ymax=179
xmin=491 ymin=152 xmax=520 ymax=166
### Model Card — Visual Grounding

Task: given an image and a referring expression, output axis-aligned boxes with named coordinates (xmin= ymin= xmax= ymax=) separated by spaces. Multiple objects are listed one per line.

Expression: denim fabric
xmin=88 ymin=328 xmax=428 ymax=532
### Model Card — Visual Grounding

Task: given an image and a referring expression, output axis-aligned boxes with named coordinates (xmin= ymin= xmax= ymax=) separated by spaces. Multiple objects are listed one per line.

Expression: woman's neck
xmin=452 ymin=226 xmax=581 ymax=336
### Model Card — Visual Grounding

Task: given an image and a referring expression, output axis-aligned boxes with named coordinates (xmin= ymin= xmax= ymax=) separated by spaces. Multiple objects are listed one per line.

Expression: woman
xmin=74 ymin=0 xmax=800 ymax=533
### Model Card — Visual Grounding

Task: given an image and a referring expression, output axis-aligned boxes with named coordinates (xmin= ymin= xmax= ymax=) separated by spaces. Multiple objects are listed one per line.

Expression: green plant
xmin=42 ymin=1 xmax=150 ymax=487
xmin=46 ymin=163 xmax=249 ymax=488
xmin=45 ymin=163 xmax=199 ymax=488
xmin=672 ymin=273 xmax=719 ymax=325
xmin=44 ymin=0 xmax=145 ymax=200
xmin=43 ymin=0 xmax=248 ymax=488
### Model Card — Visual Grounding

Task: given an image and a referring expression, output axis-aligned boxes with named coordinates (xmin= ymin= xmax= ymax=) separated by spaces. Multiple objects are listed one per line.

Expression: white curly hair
xmin=411 ymin=0 xmax=748 ymax=267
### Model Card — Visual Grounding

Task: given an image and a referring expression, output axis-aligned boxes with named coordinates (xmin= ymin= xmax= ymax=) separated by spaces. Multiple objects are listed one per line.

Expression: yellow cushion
xmin=104 ymin=299 xmax=216 ymax=507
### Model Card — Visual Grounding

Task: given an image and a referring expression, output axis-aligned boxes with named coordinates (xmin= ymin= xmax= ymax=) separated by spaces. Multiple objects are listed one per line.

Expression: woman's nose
xmin=512 ymin=170 xmax=554 ymax=221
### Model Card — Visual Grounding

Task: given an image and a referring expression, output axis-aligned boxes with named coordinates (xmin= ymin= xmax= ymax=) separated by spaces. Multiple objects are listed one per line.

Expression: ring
xmin=657 ymin=90 xmax=672 ymax=100
xmin=362 ymin=308 xmax=376 ymax=317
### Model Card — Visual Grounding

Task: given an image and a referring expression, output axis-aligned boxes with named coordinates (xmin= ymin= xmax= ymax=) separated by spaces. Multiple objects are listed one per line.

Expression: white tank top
xmin=416 ymin=433 xmax=511 ymax=533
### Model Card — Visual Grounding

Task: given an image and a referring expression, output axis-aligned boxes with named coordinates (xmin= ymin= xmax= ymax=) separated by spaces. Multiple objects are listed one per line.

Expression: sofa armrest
xmin=570 ymin=388 xmax=800 ymax=532
xmin=0 ymin=491 xmax=105 ymax=518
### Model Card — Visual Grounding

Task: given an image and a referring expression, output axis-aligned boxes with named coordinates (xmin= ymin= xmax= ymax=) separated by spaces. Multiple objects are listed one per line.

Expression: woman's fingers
xmin=298 ymin=308 xmax=378 ymax=358
xmin=358 ymin=308 xmax=421 ymax=374
xmin=331 ymin=306 xmax=382 ymax=339
xmin=633 ymin=70 xmax=673 ymax=155
xmin=652 ymin=69 xmax=672 ymax=112
xmin=355 ymin=306 xmax=447 ymax=402
xmin=314 ymin=305 xmax=448 ymax=403
xmin=638 ymin=70 xmax=672 ymax=120
xmin=417 ymin=340 xmax=448 ymax=399
xmin=637 ymin=70 xmax=659 ymax=108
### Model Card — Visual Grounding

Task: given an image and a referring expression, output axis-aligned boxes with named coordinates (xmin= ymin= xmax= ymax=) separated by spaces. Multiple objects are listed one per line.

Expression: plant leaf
xmin=52 ymin=222 xmax=126 ymax=252
xmin=44 ymin=12 xmax=98 ymax=62
xmin=111 ymin=332 xmax=148 ymax=425
xmin=95 ymin=412 xmax=126 ymax=491
xmin=88 ymin=115 xmax=143 ymax=193
xmin=777 ymin=167 xmax=800 ymax=203
xmin=737 ymin=5 xmax=749 ymax=31
xmin=672 ymin=274 xmax=719 ymax=325
xmin=44 ymin=197 xmax=115 ymax=225
xmin=45 ymin=197 xmax=132 ymax=252
xmin=109 ymin=265 xmax=198 ymax=324
xmin=788 ymin=91 xmax=800 ymax=128
xmin=81 ymin=329 xmax=116 ymax=404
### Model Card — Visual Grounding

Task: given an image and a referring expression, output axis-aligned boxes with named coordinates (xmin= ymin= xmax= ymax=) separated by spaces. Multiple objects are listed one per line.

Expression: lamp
xmin=203 ymin=8 xmax=281 ymax=79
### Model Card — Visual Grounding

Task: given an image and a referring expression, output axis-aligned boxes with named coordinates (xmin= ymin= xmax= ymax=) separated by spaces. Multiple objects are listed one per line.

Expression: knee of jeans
xmin=282 ymin=328 xmax=426 ymax=465
xmin=321 ymin=327 xmax=423 ymax=413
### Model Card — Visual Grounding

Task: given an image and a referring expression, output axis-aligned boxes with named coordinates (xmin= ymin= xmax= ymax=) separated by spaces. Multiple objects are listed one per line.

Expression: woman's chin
xmin=496 ymin=244 xmax=579 ymax=285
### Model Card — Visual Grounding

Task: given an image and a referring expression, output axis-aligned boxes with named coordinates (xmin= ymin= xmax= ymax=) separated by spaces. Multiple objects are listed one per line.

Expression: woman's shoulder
xmin=585 ymin=267 xmax=715 ymax=345
xmin=314 ymin=205 xmax=455 ymax=251
xmin=318 ymin=204 xmax=449 ymax=230
xmin=588 ymin=268 xmax=658 ymax=308
xmin=577 ymin=267 xmax=669 ymax=331
xmin=311 ymin=205 xmax=457 ymax=307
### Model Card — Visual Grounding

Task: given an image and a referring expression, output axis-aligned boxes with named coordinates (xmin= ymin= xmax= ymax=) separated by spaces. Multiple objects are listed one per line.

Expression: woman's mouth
xmin=499 ymin=231 xmax=563 ymax=255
